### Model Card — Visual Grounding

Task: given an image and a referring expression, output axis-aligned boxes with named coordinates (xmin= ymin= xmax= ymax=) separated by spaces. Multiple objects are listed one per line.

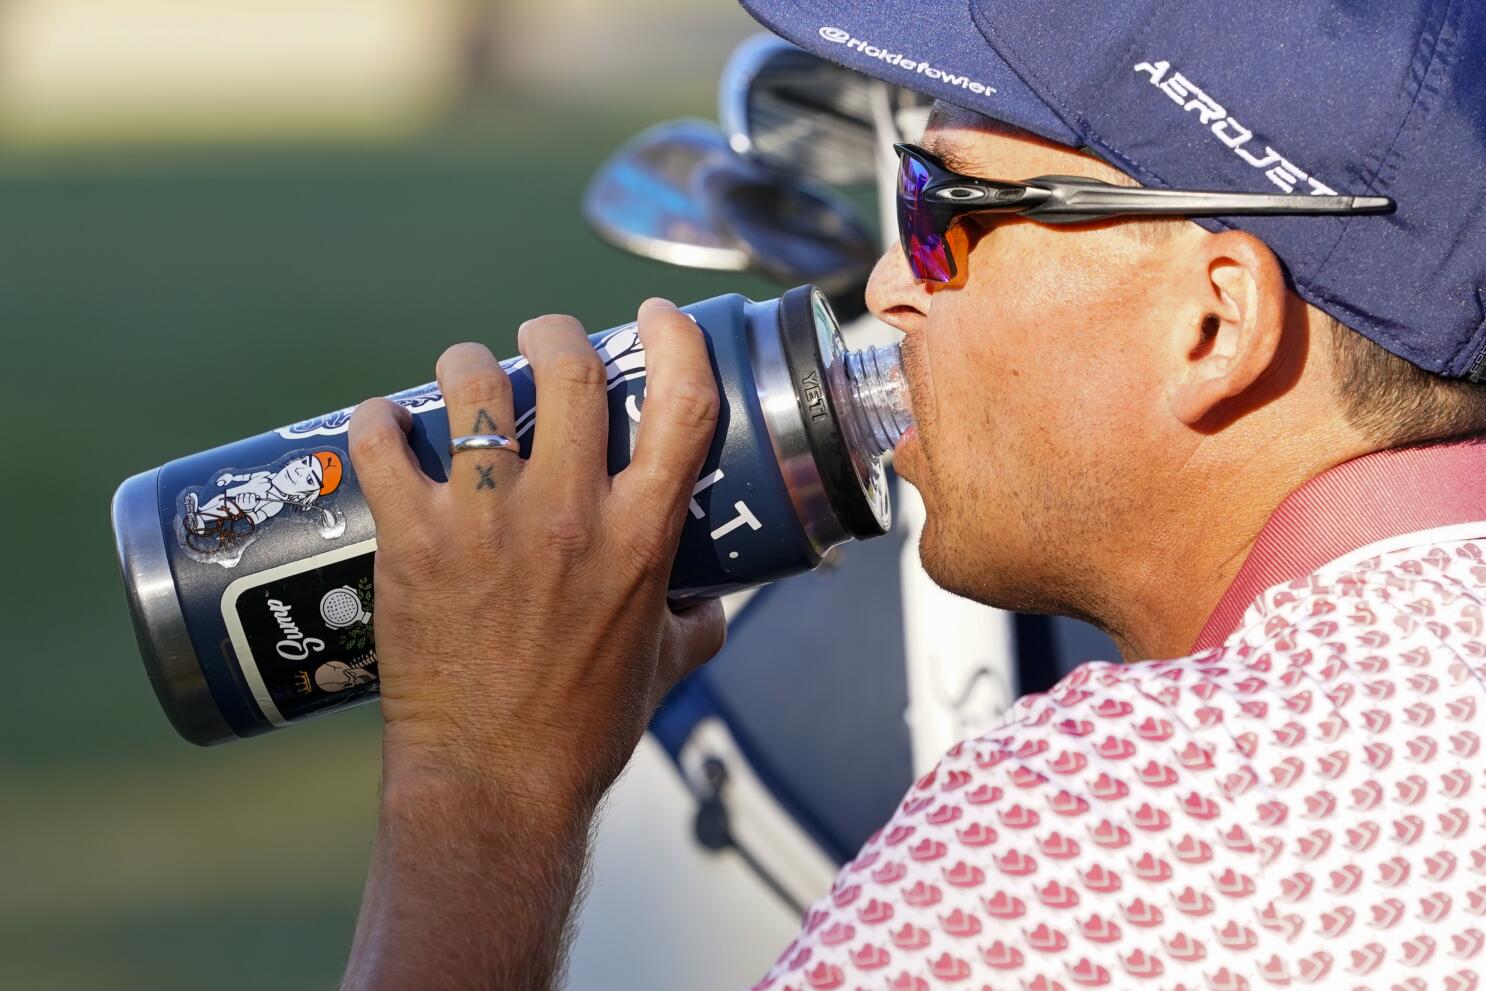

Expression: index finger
xmin=616 ymin=298 xmax=720 ymax=529
xmin=348 ymin=397 xmax=435 ymax=536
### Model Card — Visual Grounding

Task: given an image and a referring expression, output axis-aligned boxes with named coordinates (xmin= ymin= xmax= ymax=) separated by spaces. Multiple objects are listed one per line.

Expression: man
xmin=339 ymin=1 xmax=1486 ymax=988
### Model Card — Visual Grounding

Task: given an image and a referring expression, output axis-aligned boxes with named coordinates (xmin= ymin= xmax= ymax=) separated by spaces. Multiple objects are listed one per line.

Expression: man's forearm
xmin=334 ymin=306 xmax=724 ymax=989
xmin=341 ymin=766 xmax=595 ymax=991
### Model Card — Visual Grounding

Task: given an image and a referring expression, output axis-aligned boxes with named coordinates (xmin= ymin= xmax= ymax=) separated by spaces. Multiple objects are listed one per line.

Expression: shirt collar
xmin=1191 ymin=439 xmax=1486 ymax=652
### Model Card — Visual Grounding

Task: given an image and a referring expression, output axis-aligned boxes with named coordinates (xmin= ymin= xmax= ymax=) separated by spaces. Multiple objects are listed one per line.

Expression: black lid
xmin=776 ymin=285 xmax=890 ymax=540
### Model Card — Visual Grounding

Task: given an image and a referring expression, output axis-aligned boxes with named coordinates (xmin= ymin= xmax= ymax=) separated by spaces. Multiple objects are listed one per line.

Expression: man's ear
xmin=1166 ymin=229 xmax=1289 ymax=427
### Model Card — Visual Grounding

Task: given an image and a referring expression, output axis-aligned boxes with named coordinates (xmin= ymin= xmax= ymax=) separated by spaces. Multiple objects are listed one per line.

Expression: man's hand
xmin=340 ymin=298 xmax=727 ymax=991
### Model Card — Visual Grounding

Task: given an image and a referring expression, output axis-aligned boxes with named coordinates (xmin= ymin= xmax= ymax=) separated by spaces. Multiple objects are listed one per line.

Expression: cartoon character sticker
xmin=178 ymin=449 xmax=348 ymax=567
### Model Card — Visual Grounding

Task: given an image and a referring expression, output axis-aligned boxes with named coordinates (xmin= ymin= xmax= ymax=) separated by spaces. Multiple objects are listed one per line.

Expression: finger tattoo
xmin=475 ymin=464 xmax=497 ymax=491
xmin=472 ymin=408 xmax=500 ymax=433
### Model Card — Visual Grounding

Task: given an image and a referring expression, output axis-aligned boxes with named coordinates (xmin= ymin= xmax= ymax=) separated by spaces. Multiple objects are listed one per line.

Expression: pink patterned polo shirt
xmin=752 ymin=441 xmax=1486 ymax=991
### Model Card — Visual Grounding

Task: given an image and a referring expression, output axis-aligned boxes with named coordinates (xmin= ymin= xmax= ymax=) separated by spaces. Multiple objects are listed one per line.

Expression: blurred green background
xmin=0 ymin=2 xmax=781 ymax=987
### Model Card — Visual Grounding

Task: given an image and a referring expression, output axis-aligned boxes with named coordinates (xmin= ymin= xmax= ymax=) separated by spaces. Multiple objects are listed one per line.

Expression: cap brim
xmin=738 ymin=0 xmax=1080 ymax=146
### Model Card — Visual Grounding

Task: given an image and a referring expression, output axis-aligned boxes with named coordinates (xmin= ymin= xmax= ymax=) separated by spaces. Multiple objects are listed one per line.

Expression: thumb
xmin=659 ymin=598 xmax=727 ymax=688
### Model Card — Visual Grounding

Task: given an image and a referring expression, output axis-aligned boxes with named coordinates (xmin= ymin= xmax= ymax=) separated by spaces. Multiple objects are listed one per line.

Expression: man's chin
xmin=918 ymin=521 xmax=1043 ymax=614
xmin=916 ymin=520 xmax=989 ymax=605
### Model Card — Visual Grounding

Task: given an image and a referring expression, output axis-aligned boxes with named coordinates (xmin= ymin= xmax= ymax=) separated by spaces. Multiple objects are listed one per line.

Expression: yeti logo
xmin=799 ymin=369 xmax=828 ymax=422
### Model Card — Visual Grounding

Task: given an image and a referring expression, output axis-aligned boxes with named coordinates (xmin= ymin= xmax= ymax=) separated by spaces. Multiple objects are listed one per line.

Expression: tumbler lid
xmin=777 ymin=285 xmax=892 ymax=539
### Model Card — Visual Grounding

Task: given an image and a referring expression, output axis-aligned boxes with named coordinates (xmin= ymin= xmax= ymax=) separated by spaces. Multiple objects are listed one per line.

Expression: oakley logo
xmin=1134 ymin=60 xmax=1337 ymax=197
xmin=818 ymin=26 xmax=997 ymax=97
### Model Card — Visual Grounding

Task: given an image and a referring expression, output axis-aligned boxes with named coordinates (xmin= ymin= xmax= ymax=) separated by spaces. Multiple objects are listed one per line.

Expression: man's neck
xmin=1107 ymin=510 xmax=1268 ymax=662
xmin=1104 ymin=430 xmax=1368 ymax=661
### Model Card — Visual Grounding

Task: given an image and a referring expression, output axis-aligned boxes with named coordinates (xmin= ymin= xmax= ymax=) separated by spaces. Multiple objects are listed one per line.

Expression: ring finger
xmin=437 ymin=342 xmax=522 ymax=495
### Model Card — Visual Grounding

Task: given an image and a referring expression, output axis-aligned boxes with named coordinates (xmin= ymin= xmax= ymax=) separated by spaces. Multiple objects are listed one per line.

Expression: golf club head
xmin=697 ymin=158 xmax=876 ymax=317
xmin=583 ymin=118 xmax=877 ymax=316
xmin=720 ymin=34 xmax=929 ymax=187
xmin=582 ymin=119 xmax=753 ymax=272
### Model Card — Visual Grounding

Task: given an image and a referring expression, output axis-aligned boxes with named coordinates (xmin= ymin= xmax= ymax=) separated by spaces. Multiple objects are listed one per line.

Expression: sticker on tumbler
xmin=276 ymin=381 xmax=453 ymax=440
xmin=177 ymin=448 xmax=348 ymax=568
xmin=221 ymin=539 xmax=379 ymax=726
xmin=320 ymin=585 xmax=372 ymax=629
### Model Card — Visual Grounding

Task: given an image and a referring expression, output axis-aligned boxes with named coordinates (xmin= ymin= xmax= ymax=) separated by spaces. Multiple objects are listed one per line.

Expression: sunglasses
xmin=894 ymin=143 xmax=1395 ymax=286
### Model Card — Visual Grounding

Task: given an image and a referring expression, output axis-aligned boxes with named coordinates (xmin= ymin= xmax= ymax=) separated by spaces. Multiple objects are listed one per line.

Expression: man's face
xmin=278 ymin=456 xmax=321 ymax=497
xmin=876 ymin=104 xmax=1197 ymax=621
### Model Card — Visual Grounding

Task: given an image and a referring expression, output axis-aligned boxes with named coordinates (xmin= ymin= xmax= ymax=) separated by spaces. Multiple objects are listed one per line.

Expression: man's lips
xmin=893 ymin=426 xmax=921 ymax=482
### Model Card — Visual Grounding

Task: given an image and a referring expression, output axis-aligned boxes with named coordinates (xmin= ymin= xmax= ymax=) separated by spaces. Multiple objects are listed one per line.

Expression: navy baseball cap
xmin=738 ymin=0 xmax=1486 ymax=379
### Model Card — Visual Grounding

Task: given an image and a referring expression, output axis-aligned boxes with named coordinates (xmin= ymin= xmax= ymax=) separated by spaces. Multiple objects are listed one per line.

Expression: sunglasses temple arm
xmin=1018 ymin=177 xmax=1395 ymax=224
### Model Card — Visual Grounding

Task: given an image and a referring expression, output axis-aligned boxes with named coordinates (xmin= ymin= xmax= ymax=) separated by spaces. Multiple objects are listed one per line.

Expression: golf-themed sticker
xmin=320 ymin=584 xmax=372 ymax=629
xmin=220 ymin=541 xmax=380 ymax=725
xmin=177 ymin=448 xmax=348 ymax=568
xmin=310 ymin=581 xmax=376 ymax=694
xmin=312 ymin=656 xmax=377 ymax=694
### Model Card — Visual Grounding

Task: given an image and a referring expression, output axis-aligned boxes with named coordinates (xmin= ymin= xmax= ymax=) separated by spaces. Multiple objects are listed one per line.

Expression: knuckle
xmin=538 ymin=507 xmax=596 ymax=560
xmin=626 ymin=526 xmax=675 ymax=575
xmin=629 ymin=458 xmax=685 ymax=503
xmin=658 ymin=378 xmax=721 ymax=431
xmin=545 ymin=351 xmax=606 ymax=391
xmin=382 ymin=526 xmax=445 ymax=584
xmin=639 ymin=321 xmax=703 ymax=369
xmin=349 ymin=415 xmax=404 ymax=467
xmin=444 ymin=365 xmax=512 ymax=410
xmin=471 ymin=511 xmax=514 ymax=555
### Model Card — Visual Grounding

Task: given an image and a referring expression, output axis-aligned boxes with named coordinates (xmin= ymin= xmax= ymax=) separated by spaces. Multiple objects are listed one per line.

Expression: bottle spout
xmin=842 ymin=343 xmax=914 ymax=456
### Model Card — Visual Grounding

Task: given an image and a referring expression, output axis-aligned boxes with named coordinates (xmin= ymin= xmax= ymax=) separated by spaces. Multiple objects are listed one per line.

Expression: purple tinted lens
xmin=897 ymin=153 xmax=953 ymax=282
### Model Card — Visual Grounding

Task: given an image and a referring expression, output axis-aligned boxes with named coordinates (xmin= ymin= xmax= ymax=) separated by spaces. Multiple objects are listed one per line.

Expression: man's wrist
xmin=344 ymin=735 xmax=598 ymax=991
xmin=379 ymin=734 xmax=593 ymax=835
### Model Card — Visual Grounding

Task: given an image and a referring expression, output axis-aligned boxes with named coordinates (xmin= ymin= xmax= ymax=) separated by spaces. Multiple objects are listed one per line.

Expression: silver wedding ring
xmin=449 ymin=434 xmax=519 ymax=456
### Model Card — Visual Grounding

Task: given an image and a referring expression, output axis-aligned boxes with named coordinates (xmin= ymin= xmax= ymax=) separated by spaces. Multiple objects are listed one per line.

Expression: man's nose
xmin=865 ymin=243 xmax=932 ymax=338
